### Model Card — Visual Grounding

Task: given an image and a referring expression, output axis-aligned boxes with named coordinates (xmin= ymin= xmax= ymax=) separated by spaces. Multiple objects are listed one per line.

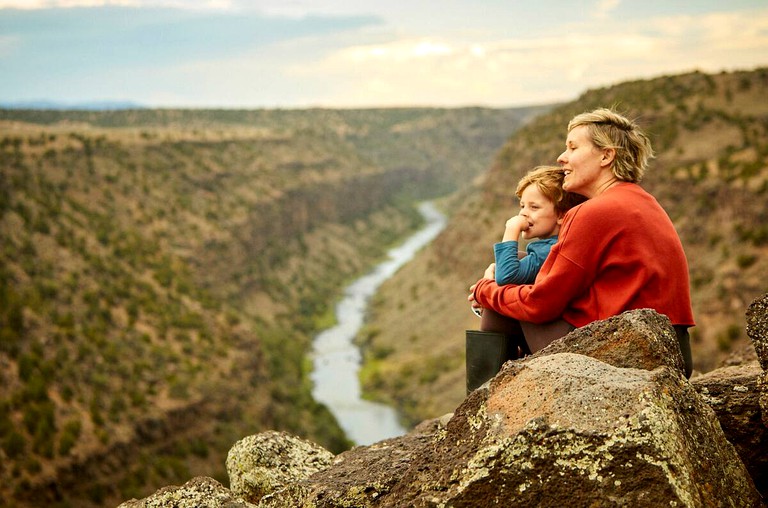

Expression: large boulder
xmin=226 ymin=430 xmax=334 ymax=504
xmin=536 ymin=308 xmax=686 ymax=375
xmin=379 ymin=354 xmax=761 ymax=507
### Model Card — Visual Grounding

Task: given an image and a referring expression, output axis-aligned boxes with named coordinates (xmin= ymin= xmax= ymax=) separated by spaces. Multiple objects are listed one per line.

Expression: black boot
xmin=465 ymin=330 xmax=510 ymax=394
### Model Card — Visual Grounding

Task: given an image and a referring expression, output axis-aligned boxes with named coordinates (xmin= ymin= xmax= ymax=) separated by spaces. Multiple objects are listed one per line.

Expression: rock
xmin=693 ymin=361 xmax=767 ymax=498
xmin=258 ymin=425 xmax=439 ymax=507
xmin=379 ymin=354 xmax=762 ymax=507
xmin=536 ymin=308 xmax=686 ymax=375
xmin=719 ymin=342 xmax=760 ymax=368
xmin=746 ymin=294 xmax=768 ymax=438
xmin=117 ymin=476 xmax=256 ymax=508
xmin=746 ymin=293 xmax=768 ymax=370
xmin=739 ymin=292 xmax=768 ymax=499
xmin=226 ymin=430 xmax=334 ymax=504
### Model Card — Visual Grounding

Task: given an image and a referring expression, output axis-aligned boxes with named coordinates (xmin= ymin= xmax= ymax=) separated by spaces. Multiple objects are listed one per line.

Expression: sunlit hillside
xmin=0 ymin=106 xmax=546 ymax=507
xmin=359 ymin=68 xmax=768 ymax=425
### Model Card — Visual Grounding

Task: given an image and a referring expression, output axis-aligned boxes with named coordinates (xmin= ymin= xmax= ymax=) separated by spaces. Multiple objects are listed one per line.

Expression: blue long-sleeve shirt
xmin=494 ymin=236 xmax=557 ymax=285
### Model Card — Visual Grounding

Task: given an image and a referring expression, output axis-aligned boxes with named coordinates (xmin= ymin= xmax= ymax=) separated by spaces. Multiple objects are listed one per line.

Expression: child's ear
xmin=556 ymin=213 xmax=565 ymax=225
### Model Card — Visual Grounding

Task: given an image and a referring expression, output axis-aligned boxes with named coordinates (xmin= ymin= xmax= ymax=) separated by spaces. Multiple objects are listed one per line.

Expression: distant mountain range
xmin=0 ymin=100 xmax=145 ymax=110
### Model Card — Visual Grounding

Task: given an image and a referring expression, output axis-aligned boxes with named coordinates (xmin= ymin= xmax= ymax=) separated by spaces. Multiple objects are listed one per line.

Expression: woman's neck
xmin=591 ymin=176 xmax=621 ymax=197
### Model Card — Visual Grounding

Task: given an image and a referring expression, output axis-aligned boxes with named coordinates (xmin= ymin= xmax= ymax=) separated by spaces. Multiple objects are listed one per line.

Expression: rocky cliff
xmin=119 ymin=293 xmax=768 ymax=507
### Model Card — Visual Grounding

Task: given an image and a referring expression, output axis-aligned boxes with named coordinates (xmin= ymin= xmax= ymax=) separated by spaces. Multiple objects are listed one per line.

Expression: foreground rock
xmin=121 ymin=307 xmax=768 ymax=507
xmin=117 ymin=476 xmax=256 ymax=508
xmin=227 ymin=431 xmax=334 ymax=504
xmin=693 ymin=361 xmax=766 ymax=495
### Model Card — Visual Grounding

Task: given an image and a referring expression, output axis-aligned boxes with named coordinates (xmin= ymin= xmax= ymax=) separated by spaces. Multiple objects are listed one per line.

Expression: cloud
xmin=0 ymin=0 xmax=235 ymax=9
xmin=593 ymin=0 xmax=621 ymax=19
xmin=283 ymin=7 xmax=768 ymax=107
xmin=0 ymin=1 xmax=766 ymax=107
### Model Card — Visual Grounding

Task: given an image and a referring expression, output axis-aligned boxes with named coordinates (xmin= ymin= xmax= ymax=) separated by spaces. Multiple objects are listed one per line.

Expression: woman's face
xmin=557 ymin=125 xmax=611 ymax=198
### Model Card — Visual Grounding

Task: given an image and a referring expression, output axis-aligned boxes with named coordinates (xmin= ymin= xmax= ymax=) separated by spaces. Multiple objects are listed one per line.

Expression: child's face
xmin=518 ymin=184 xmax=563 ymax=240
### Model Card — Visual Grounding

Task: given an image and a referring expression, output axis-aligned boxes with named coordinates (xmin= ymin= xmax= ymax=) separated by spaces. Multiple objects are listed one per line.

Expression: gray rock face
xmin=120 ymin=305 xmax=768 ymax=507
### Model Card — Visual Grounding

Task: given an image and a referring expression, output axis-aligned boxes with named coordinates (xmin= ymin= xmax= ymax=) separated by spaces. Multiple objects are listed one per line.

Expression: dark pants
xmin=480 ymin=308 xmax=574 ymax=355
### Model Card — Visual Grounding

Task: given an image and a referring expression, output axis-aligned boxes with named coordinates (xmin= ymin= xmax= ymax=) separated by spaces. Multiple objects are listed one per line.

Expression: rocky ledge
xmin=120 ymin=294 xmax=768 ymax=507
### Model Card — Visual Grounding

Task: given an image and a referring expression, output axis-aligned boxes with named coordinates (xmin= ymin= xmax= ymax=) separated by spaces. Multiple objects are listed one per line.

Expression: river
xmin=310 ymin=201 xmax=447 ymax=446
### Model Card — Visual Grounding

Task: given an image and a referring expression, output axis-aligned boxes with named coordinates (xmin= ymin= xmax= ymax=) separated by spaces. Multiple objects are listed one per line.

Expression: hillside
xmin=359 ymin=68 xmax=768 ymax=425
xmin=0 ymin=106 xmax=546 ymax=507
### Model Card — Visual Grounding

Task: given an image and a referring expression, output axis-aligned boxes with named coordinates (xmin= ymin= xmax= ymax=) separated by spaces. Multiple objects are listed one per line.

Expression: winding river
xmin=310 ymin=201 xmax=447 ymax=446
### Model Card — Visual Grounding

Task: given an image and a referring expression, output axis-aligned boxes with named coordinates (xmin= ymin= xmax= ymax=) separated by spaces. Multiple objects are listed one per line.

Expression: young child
xmin=494 ymin=165 xmax=585 ymax=285
xmin=466 ymin=165 xmax=585 ymax=392
xmin=473 ymin=165 xmax=584 ymax=317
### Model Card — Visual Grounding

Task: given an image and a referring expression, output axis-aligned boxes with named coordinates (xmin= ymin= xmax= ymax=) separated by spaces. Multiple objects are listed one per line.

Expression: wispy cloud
xmin=593 ymin=0 xmax=621 ymax=19
xmin=285 ymin=7 xmax=768 ymax=107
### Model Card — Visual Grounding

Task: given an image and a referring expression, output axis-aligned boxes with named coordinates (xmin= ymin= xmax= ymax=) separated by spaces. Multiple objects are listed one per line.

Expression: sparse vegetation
xmin=0 ymin=105 xmax=535 ymax=507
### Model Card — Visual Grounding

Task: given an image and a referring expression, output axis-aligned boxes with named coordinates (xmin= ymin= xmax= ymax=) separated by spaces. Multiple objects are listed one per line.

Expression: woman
xmin=466 ymin=108 xmax=694 ymax=391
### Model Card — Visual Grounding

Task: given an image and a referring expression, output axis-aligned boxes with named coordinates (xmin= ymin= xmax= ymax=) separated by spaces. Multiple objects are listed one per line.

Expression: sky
xmin=1 ymin=0 xmax=767 ymax=109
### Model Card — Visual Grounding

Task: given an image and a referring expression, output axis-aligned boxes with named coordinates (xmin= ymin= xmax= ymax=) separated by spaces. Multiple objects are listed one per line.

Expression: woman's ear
xmin=601 ymin=148 xmax=616 ymax=167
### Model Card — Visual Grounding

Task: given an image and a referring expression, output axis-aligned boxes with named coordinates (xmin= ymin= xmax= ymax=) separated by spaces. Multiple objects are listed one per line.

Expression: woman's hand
xmin=468 ymin=283 xmax=479 ymax=307
xmin=468 ymin=263 xmax=495 ymax=313
xmin=468 ymin=283 xmax=483 ymax=317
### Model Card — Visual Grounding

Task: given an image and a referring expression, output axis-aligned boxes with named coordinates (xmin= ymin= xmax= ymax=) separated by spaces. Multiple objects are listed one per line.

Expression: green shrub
xmin=736 ymin=254 xmax=757 ymax=269
xmin=1 ymin=431 xmax=26 ymax=459
xmin=59 ymin=419 xmax=82 ymax=456
xmin=716 ymin=324 xmax=742 ymax=351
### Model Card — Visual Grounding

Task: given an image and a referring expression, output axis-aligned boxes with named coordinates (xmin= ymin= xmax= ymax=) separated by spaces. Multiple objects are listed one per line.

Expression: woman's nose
xmin=557 ymin=151 xmax=567 ymax=164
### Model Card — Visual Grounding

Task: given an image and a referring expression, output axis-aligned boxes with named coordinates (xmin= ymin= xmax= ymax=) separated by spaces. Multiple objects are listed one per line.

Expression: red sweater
xmin=474 ymin=183 xmax=695 ymax=328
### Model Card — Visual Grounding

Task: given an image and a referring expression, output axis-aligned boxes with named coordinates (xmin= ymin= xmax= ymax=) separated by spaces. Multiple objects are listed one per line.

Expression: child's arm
xmin=494 ymin=216 xmax=551 ymax=285
xmin=502 ymin=215 xmax=527 ymax=242
xmin=495 ymin=216 xmax=529 ymax=285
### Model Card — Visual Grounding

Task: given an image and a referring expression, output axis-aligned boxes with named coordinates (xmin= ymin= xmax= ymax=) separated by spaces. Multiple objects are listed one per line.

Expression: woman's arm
xmin=471 ymin=205 xmax=596 ymax=323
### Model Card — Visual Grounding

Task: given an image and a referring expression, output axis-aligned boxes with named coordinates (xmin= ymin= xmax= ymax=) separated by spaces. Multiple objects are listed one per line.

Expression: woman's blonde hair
xmin=516 ymin=165 xmax=586 ymax=215
xmin=567 ymin=108 xmax=654 ymax=183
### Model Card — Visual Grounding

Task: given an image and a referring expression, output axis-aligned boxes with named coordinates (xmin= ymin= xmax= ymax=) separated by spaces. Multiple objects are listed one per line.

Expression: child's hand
xmin=502 ymin=215 xmax=529 ymax=242
xmin=506 ymin=215 xmax=529 ymax=231
xmin=483 ymin=262 xmax=496 ymax=280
